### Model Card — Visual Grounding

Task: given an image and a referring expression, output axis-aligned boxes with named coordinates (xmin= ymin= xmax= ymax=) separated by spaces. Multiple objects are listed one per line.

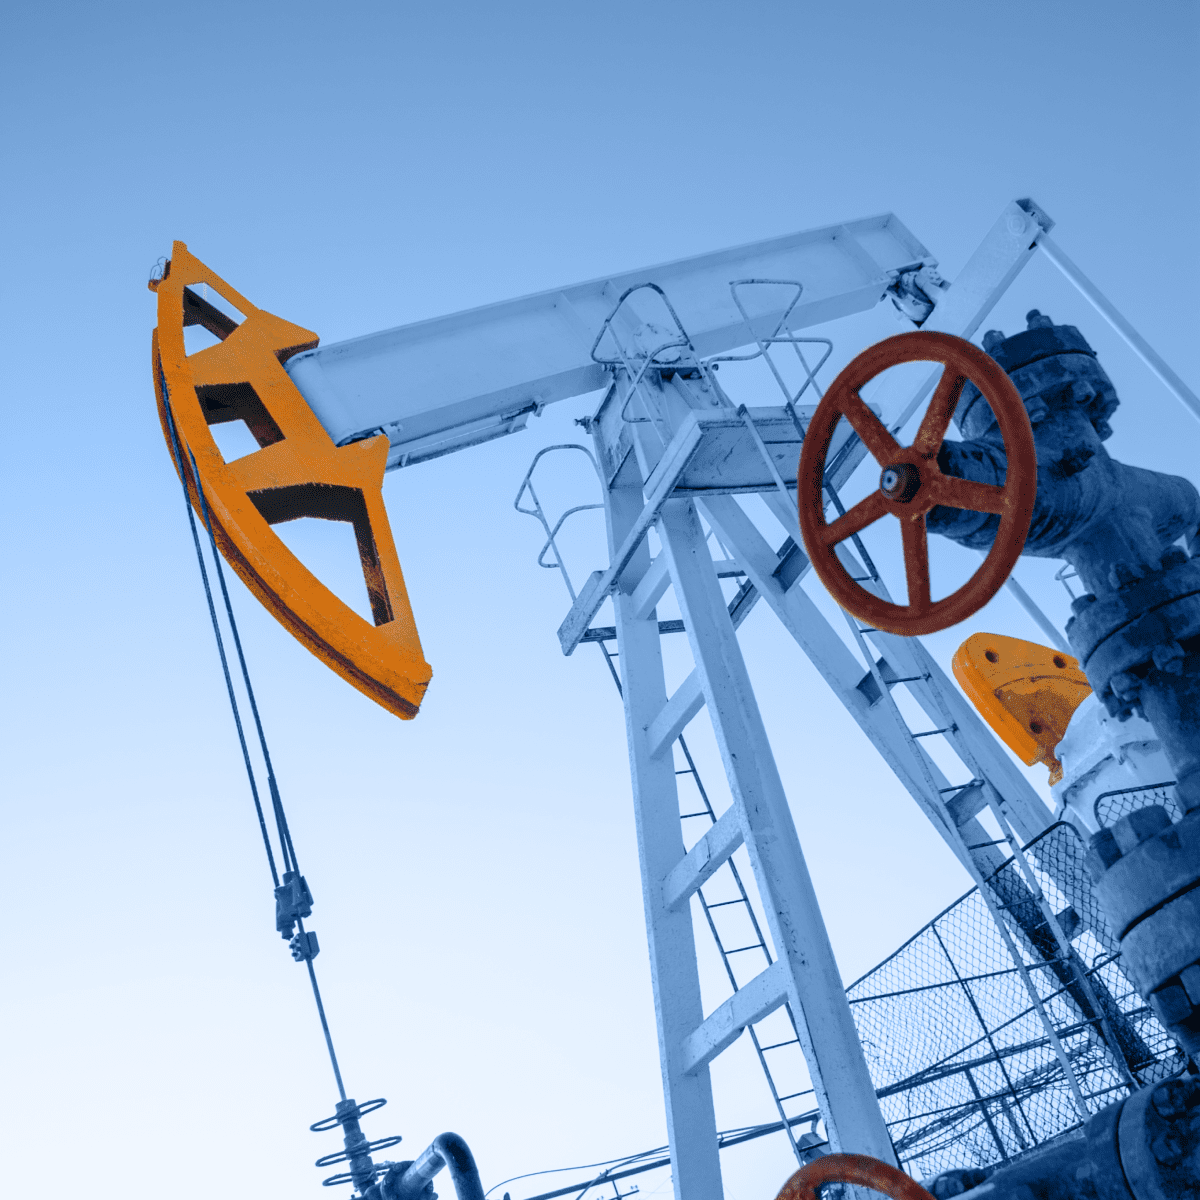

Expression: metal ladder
xmin=517 ymin=275 xmax=1150 ymax=1197
xmin=515 ymin=447 xmax=820 ymax=1166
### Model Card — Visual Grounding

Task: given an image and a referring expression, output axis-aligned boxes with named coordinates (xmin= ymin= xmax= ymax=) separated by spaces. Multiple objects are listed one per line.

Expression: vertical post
xmin=656 ymin=498 xmax=895 ymax=1164
xmin=602 ymin=459 xmax=724 ymax=1200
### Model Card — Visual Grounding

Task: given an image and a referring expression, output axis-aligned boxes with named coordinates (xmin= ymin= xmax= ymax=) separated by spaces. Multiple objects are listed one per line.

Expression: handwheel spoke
xmin=911 ymin=368 xmax=967 ymax=459
xmin=932 ymin=475 xmax=1008 ymax=515
xmin=838 ymin=390 xmax=902 ymax=464
xmin=820 ymin=491 xmax=889 ymax=546
xmin=901 ymin=514 xmax=931 ymax=612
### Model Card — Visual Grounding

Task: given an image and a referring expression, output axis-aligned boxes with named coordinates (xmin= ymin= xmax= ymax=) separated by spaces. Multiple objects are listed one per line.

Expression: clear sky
xmin=2 ymin=2 xmax=1198 ymax=1198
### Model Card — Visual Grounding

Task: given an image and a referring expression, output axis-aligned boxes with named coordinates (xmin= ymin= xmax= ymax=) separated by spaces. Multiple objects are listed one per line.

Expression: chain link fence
xmin=1093 ymin=782 xmax=1180 ymax=828
xmin=846 ymin=821 xmax=1185 ymax=1181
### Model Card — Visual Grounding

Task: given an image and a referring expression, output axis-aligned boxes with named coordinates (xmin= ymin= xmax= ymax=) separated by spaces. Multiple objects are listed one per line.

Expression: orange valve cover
xmin=151 ymin=242 xmax=432 ymax=719
xmin=952 ymin=632 xmax=1091 ymax=784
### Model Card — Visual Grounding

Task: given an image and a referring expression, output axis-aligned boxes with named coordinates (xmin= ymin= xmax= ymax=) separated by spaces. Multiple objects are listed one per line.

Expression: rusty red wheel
xmin=796 ymin=331 xmax=1036 ymax=636
xmin=774 ymin=1153 xmax=935 ymax=1200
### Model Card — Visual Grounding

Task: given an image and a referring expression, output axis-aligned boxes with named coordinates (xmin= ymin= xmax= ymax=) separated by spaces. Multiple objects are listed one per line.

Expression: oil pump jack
xmin=150 ymin=197 xmax=1200 ymax=1198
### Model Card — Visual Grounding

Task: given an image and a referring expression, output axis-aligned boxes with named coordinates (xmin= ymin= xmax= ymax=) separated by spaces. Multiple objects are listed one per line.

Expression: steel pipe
xmin=385 ymin=1134 xmax=485 ymax=1200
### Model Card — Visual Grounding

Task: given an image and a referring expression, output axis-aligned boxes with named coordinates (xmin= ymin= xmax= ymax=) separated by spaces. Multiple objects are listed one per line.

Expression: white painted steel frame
xmin=599 ymin=432 xmax=894 ymax=1191
xmin=273 ymin=198 xmax=1176 ymax=1197
xmin=572 ymin=200 xmax=1068 ymax=1200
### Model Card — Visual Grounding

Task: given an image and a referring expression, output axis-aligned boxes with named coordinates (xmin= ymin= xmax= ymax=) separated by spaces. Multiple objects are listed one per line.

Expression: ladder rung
xmin=940 ymin=781 xmax=980 ymax=793
xmin=776 ymin=1091 xmax=808 ymax=1102
xmin=580 ymin=619 xmax=684 ymax=643
xmin=912 ymin=727 xmax=952 ymax=738
xmin=675 ymin=769 xmax=695 ymax=775
xmin=967 ymin=838 xmax=1008 ymax=850
xmin=758 ymin=1038 xmax=800 ymax=1051
xmin=857 ymin=626 xmax=879 ymax=634
xmin=725 ymin=944 xmax=766 ymax=955
xmin=889 ymin=675 xmax=926 ymax=684
xmin=680 ymin=811 xmax=711 ymax=819
xmin=705 ymin=899 xmax=747 ymax=909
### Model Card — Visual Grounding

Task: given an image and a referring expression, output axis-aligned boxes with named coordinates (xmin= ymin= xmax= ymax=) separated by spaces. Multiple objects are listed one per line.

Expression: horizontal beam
xmin=647 ymin=670 xmax=705 ymax=759
xmin=631 ymin=554 xmax=672 ymax=620
xmin=663 ymin=805 xmax=744 ymax=911
xmin=681 ymin=960 xmax=789 ymax=1074
xmin=285 ymin=215 xmax=933 ymax=466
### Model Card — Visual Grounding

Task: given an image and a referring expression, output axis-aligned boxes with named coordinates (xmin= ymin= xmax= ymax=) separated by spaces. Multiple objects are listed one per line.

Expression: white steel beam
xmin=285 ymin=216 xmax=933 ymax=466
xmin=662 ymin=806 xmax=745 ymax=911
xmin=656 ymin=497 xmax=896 ymax=1164
xmin=631 ymin=554 xmax=672 ymax=620
xmin=646 ymin=671 xmax=705 ymax=759
xmin=681 ymin=961 xmax=789 ymax=1074
xmin=542 ymin=200 xmax=1072 ymax=1196
xmin=604 ymin=459 xmax=724 ymax=1200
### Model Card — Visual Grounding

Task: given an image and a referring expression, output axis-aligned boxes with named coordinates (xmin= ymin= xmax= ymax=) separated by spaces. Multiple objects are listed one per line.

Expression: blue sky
xmin=2 ymin=2 xmax=1198 ymax=1197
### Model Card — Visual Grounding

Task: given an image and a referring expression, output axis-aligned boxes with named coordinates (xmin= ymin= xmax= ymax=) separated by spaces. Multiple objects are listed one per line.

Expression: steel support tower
xmin=278 ymin=198 xmax=1178 ymax=1197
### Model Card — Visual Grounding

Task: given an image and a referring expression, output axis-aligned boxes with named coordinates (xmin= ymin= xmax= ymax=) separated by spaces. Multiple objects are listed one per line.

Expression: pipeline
xmin=365 ymin=1133 xmax=485 ymax=1200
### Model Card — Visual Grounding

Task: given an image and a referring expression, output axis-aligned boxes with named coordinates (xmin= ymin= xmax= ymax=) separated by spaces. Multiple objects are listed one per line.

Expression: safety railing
xmin=1093 ymin=781 xmax=1180 ymax=829
xmin=846 ymin=822 xmax=1183 ymax=1181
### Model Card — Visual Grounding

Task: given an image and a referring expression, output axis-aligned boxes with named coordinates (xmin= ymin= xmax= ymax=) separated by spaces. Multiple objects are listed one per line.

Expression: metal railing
xmin=847 ymin=822 xmax=1184 ymax=1181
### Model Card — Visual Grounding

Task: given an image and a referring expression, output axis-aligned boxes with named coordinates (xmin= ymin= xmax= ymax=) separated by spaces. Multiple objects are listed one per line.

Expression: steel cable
xmin=161 ymin=387 xmax=347 ymax=1100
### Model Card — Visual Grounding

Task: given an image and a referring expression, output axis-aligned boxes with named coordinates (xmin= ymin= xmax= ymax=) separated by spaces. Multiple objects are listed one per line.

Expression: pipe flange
xmin=1118 ymin=1075 xmax=1200 ymax=1198
xmin=1090 ymin=808 xmax=1200 ymax=937
xmin=1066 ymin=557 xmax=1200 ymax=704
xmin=959 ymin=311 xmax=1119 ymax=441
xmin=1120 ymin=889 xmax=1200 ymax=998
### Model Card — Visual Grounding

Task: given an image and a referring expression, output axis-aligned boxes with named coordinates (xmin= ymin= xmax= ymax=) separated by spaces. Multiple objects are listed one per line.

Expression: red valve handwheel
xmin=774 ymin=1153 xmax=935 ymax=1200
xmin=796 ymin=331 xmax=1036 ymax=637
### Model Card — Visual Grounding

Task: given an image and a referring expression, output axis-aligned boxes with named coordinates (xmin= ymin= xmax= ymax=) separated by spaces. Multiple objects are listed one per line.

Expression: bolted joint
xmin=1110 ymin=670 xmax=1142 ymax=703
xmin=1152 ymin=1131 xmax=1186 ymax=1167
xmin=1112 ymin=804 xmax=1173 ymax=855
xmin=1151 ymin=1079 xmax=1191 ymax=1119
xmin=1108 ymin=561 xmax=1147 ymax=590
xmin=1152 ymin=640 xmax=1187 ymax=675
xmin=1147 ymin=964 xmax=1200 ymax=1057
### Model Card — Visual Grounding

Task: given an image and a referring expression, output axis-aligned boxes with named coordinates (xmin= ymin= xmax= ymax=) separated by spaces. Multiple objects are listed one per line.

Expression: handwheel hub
xmin=880 ymin=462 xmax=921 ymax=503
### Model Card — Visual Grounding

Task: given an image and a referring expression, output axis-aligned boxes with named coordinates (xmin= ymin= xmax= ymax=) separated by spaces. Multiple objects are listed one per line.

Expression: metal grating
xmin=846 ymin=822 xmax=1185 ymax=1180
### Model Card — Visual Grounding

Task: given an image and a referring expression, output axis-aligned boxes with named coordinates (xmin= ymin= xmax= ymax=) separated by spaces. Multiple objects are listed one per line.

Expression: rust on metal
xmin=953 ymin=632 xmax=1091 ymax=784
xmin=151 ymin=242 xmax=432 ymax=719
xmin=773 ymin=1153 xmax=935 ymax=1200
xmin=796 ymin=331 xmax=1036 ymax=637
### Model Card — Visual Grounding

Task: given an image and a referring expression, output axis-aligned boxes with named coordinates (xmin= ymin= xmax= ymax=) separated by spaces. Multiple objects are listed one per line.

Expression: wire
xmin=485 ymin=1146 xmax=668 ymax=1198
xmin=161 ymin=384 xmax=347 ymax=1100
xmin=185 ymin=444 xmax=301 ymax=876
xmin=162 ymin=391 xmax=280 ymax=887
